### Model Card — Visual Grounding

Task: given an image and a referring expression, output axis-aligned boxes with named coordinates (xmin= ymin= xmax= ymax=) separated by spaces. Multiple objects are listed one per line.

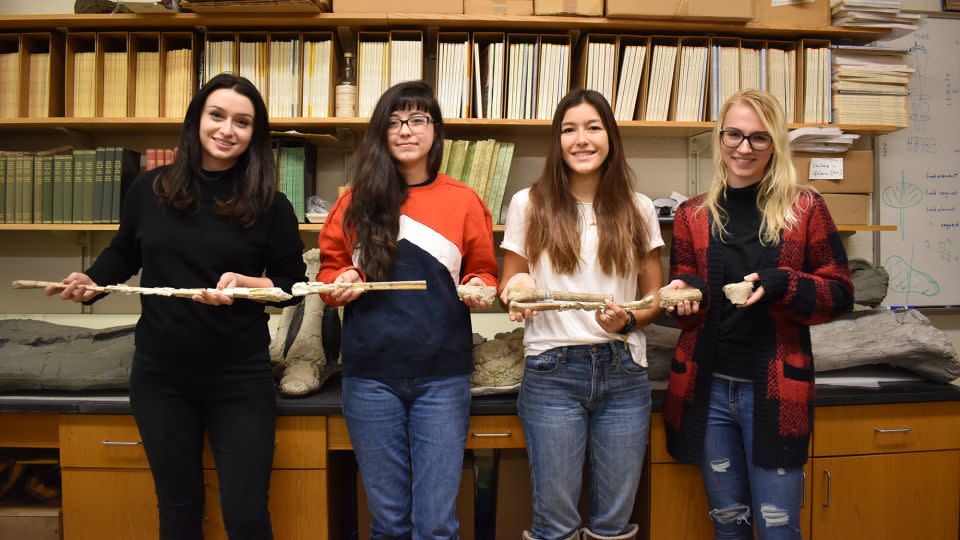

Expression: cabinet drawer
xmin=814 ymin=402 xmax=960 ymax=457
xmin=328 ymin=415 xmax=527 ymax=450
xmin=467 ymin=416 xmax=526 ymax=449
xmin=61 ymin=415 xmax=326 ymax=469
xmin=0 ymin=413 xmax=59 ymax=448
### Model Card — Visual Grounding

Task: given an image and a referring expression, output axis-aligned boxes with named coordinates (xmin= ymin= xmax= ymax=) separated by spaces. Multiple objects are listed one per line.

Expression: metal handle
xmin=874 ymin=427 xmax=912 ymax=434
xmin=822 ymin=470 xmax=832 ymax=508
xmin=471 ymin=432 xmax=512 ymax=438
xmin=801 ymin=471 xmax=805 ymax=509
xmin=101 ymin=440 xmax=142 ymax=446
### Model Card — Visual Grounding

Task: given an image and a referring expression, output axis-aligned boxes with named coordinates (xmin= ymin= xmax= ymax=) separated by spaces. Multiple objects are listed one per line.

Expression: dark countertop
xmin=2 ymin=370 xmax=959 ymax=415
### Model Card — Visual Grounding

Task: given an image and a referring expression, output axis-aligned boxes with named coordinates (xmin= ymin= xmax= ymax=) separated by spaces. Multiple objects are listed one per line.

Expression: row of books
xmin=831 ymin=45 xmax=911 ymax=127
xmin=0 ymin=148 xmax=140 ymax=225
xmin=145 ymin=148 xmax=178 ymax=171
xmin=439 ymin=138 xmax=515 ymax=224
xmin=273 ymin=142 xmax=316 ymax=223
xmin=358 ymin=38 xmax=424 ymax=117
xmin=0 ymin=51 xmax=18 ymax=118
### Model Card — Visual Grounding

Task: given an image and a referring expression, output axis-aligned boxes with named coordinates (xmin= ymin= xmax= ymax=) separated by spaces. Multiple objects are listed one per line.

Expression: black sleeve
xmin=83 ymin=171 xmax=151 ymax=303
xmin=264 ymin=192 xmax=307 ymax=308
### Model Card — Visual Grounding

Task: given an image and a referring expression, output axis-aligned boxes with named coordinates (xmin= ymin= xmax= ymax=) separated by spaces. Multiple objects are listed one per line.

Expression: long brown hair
xmin=345 ymin=81 xmax=445 ymax=281
xmin=154 ymin=73 xmax=276 ymax=228
xmin=525 ymin=89 xmax=650 ymax=276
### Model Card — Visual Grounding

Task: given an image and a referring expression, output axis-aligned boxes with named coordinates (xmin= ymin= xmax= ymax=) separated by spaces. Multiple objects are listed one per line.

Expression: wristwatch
xmin=617 ymin=310 xmax=637 ymax=335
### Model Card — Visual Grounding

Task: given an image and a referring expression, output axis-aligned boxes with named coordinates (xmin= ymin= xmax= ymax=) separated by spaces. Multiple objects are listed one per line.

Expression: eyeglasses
xmin=719 ymin=129 xmax=773 ymax=152
xmin=386 ymin=115 xmax=433 ymax=133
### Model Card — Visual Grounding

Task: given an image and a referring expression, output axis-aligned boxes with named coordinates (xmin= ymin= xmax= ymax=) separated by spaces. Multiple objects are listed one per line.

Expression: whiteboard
xmin=878 ymin=17 xmax=960 ymax=308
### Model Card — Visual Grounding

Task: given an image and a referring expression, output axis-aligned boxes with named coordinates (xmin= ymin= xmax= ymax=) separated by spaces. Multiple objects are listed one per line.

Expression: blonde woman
xmin=661 ymin=90 xmax=853 ymax=539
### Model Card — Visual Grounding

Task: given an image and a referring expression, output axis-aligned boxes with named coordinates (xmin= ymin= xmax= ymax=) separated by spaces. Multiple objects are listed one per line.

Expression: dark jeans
xmin=129 ymin=349 xmax=277 ymax=540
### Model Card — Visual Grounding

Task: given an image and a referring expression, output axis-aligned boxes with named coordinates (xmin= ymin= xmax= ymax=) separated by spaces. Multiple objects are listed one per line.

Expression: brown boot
xmin=582 ymin=524 xmax=639 ymax=540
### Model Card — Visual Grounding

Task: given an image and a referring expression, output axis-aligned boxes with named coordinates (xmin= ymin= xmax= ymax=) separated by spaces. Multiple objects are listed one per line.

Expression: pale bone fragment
xmin=506 ymin=286 xmax=610 ymax=303
xmin=291 ymin=280 xmax=426 ymax=296
xmin=509 ymin=295 xmax=654 ymax=314
xmin=722 ymin=281 xmax=754 ymax=305
xmin=13 ymin=280 xmax=292 ymax=302
xmin=285 ymin=249 xmax=325 ymax=367
xmin=470 ymin=328 xmax=524 ymax=388
xmin=658 ymin=287 xmax=703 ymax=308
xmin=457 ymin=285 xmax=497 ymax=305
xmin=278 ymin=360 xmax=320 ymax=397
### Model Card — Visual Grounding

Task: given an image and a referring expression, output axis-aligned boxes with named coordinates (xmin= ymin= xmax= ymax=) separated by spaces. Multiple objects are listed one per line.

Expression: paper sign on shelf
xmin=809 ymin=158 xmax=844 ymax=181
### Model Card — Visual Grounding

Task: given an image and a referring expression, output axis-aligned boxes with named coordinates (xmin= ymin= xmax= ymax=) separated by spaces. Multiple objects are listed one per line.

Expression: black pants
xmin=130 ymin=349 xmax=277 ymax=540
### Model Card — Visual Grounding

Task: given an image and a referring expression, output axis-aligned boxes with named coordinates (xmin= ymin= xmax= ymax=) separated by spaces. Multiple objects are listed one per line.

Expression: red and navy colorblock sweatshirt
xmin=317 ymin=173 xmax=499 ymax=378
xmin=664 ymin=190 xmax=854 ymax=469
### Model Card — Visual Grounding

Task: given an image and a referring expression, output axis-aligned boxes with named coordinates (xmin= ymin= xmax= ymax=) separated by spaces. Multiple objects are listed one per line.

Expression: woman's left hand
xmin=193 ymin=272 xmax=245 ymax=306
xmin=595 ymin=298 xmax=630 ymax=334
xmin=461 ymin=277 xmax=492 ymax=310
xmin=739 ymin=273 xmax=765 ymax=308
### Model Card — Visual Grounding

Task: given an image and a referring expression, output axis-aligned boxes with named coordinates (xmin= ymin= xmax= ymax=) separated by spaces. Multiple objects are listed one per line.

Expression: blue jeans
xmin=341 ymin=374 xmax=471 ymax=540
xmin=517 ymin=341 xmax=651 ymax=540
xmin=700 ymin=377 xmax=803 ymax=540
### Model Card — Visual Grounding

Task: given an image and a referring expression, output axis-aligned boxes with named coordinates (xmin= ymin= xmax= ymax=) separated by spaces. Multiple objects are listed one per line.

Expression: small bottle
xmin=335 ymin=52 xmax=357 ymax=118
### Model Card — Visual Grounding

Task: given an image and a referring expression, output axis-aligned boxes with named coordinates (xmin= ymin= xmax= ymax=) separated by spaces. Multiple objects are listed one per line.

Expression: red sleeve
xmin=317 ymin=192 xmax=366 ymax=306
xmin=459 ymin=195 xmax=499 ymax=287
xmin=669 ymin=201 xmax=708 ymax=330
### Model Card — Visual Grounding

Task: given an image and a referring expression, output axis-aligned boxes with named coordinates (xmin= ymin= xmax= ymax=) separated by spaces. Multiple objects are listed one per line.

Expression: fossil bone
xmin=13 ymin=280 xmax=292 ymax=302
xmin=722 ymin=281 xmax=754 ymax=305
xmin=658 ymin=287 xmax=702 ymax=308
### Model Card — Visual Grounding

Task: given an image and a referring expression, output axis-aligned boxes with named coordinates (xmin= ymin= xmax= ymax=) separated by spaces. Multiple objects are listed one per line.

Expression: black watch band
xmin=617 ymin=310 xmax=637 ymax=335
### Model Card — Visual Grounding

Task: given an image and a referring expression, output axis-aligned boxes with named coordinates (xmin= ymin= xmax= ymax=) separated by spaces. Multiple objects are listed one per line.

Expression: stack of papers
xmin=789 ymin=126 xmax=860 ymax=153
xmin=831 ymin=0 xmax=925 ymax=30
xmin=831 ymin=45 xmax=913 ymax=127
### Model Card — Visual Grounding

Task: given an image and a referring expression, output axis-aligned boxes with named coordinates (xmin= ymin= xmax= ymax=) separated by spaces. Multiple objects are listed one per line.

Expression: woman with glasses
xmin=499 ymin=89 xmax=663 ymax=540
xmin=661 ymin=90 xmax=853 ymax=539
xmin=317 ymin=80 xmax=498 ymax=539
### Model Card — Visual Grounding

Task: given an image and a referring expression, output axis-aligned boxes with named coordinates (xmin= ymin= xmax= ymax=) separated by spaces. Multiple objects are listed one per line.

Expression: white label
xmin=809 ymin=158 xmax=844 ymax=180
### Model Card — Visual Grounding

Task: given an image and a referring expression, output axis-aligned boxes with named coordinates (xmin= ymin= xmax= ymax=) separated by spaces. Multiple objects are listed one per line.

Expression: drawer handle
xmin=874 ymin=427 xmax=912 ymax=434
xmin=822 ymin=469 xmax=832 ymax=508
xmin=471 ymin=432 xmax=512 ymax=438
xmin=101 ymin=440 xmax=142 ymax=446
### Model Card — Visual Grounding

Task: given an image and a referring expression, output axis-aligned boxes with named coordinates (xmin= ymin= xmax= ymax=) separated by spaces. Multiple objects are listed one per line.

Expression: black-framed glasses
xmin=719 ymin=129 xmax=773 ymax=151
xmin=386 ymin=115 xmax=433 ymax=133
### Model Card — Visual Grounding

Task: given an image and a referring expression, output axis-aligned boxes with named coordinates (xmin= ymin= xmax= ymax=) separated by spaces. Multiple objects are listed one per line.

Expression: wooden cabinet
xmin=810 ymin=402 xmax=960 ymax=540
xmin=57 ymin=414 xmax=328 ymax=540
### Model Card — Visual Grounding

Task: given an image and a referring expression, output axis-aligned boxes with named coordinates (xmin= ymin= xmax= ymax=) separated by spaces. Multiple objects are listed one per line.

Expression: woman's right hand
xmin=663 ymin=279 xmax=700 ymax=317
xmin=500 ymin=272 xmax=538 ymax=322
xmin=46 ymin=272 xmax=101 ymax=303
xmin=329 ymin=269 xmax=363 ymax=305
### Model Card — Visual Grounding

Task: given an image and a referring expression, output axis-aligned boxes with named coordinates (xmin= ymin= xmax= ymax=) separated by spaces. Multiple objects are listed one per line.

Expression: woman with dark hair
xmin=662 ymin=90 xmax=853 ymax=539
xmin=46 ymin=73 xmax=305 ymax=540
xmin=317 ymin=80 xmax=498 ymax=538
xmin=498 ymin=89 xmax=663 ymax=540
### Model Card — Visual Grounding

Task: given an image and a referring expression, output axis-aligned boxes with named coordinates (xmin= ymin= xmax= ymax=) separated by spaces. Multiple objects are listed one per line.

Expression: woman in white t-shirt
xmin=499 ymin=89 xmax=664 ymax=540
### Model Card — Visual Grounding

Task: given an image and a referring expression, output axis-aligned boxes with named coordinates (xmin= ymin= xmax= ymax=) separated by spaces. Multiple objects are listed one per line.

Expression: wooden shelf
xmin=0 ymin=117 xmax=901 ymax=137
xmin=835 ymin=224 xmax=897 ymax=232
xmin=0 ymin=13 xmax=889 ymax=41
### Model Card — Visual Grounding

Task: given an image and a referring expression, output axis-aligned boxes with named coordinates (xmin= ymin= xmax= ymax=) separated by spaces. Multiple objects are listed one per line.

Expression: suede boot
xmin=581 ymin=523 xmax=639 ymax=540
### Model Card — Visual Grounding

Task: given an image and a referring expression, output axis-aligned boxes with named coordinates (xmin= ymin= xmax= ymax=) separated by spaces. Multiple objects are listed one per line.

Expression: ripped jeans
xmin=700 ymin=377 xmax=803 ymax=540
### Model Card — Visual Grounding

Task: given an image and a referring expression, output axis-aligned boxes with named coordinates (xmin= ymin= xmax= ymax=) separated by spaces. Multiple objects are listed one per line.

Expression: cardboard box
xmin=534 ymin=0 xmax=603 ymax=16
xmin=821 ymin=193 xmax=870 ymax=224
xmin=793 ymin=150 xmax=874 ymax=193
xmin=753 ymin=0 xmax=829 ymax=27
xmin=357 ymin=456 xmax=475 ymax=539
xmin=606 ymin=0 xmax=752 ymax=21
xmin=333 ymin=0 xmax=463 ymax=13
xmin=465 ymin=0 xmax=533 ymax=14
xmin=0 ymin=505 xmax=62 ymax=540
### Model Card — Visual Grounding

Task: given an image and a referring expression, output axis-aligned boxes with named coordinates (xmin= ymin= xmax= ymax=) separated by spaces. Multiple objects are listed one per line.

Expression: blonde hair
xmin=699 ymin=89 xmax=813 ymax=245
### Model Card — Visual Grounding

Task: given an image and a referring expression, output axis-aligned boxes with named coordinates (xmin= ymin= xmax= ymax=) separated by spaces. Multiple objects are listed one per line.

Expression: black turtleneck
xmin=712 ymin=182 xmax=769 ymax=379
xmin=85 ymin=165 xmax=306 ymax=360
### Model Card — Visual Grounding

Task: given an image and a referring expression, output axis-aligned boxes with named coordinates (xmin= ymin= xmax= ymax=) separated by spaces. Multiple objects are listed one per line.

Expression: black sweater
xmin=712 ymin=182 xmax=771 ymax=379
xmin=85 ymin=166 xmax=306 ymax=359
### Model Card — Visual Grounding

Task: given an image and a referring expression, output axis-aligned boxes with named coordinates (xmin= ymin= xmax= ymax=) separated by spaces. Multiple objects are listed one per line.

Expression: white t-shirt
xmin=500 ymin=188 xmax=665 ymax=366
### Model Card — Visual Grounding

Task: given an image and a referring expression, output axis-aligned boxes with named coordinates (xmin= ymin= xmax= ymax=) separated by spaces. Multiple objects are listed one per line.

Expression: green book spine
xmin=41 ymin=156 xmax=53 ymax=224
xmin=486 ymin=142 xmax=507 ymax=211
xmin=33 ymin=156 xmax=43 ymax=223
xmin=90 ymin=148 xmax=104 ymax=223
xmin=4 ymin=157 xmax=14 ymax=223
xmin=100 ymin=147 xmax=115 ymax=224
xmin=440 ymin=139 xmax=452 ymax=175
xmin=461 ymin=142 xmax=477 ymax=187
xmin=490 ymin=142 xmax=514 ymax=224
xmin=448 ymin=140 xmax=467 ymax=182
xmin=23 ymin=156 xmax=35 ymax=224
xmin=0 ymin=158 xmax=5 ymax=224
xmin=295 ymin=146 xmax=305 ymax=222
xmin=82 ymin=150 xmax=96 ymax=223
xmin=52 ymin=155 xmax=64 ymax=224
xmin=63 ymin=155 xmax=74 ymax=224
xmin=72 ymin=152 xmax=85 ymax=223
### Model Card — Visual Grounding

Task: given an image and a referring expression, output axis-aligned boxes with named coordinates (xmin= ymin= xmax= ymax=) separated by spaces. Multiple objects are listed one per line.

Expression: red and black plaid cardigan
xmin=664 ymin=190 xmax=854 ymax=469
